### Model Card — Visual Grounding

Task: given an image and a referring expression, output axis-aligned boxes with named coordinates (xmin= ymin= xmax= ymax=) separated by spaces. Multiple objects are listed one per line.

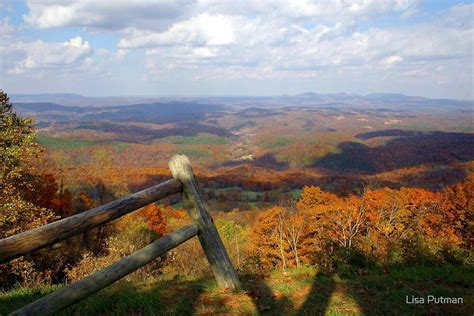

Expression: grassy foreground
xmin=1 ymin=265 xmax=472 ymax=315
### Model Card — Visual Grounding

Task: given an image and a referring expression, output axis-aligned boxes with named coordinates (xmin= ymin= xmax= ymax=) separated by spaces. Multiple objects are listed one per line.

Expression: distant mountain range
xmin=13 ymin=101 xmax=226 ymax=124
xmin=9 ymin=92 xmax=473 ymax=146
xmin=10 ymin=92 xmax=473 ymax=126
xmin=11 ymin=94 xmax=160 ymax=107
xmin=214 ymin=92 xmax=472 ymax=110
xmin=11 ymin=92 xmax=472 ymax=110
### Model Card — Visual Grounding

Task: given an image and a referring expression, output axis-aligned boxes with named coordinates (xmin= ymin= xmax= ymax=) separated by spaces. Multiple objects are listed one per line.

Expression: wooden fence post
xmin=169 ymin=155 xmax=241 ymax=290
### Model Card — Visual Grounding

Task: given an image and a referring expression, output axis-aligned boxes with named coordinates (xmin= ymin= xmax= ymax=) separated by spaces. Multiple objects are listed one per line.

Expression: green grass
xmin=38 ymin=136 xmax=99 ymax=148
xmin=450 ymin=125 xmax=474 ymax=133
xmin=263 ymin=137 xmax=295 ymax=149
xmin=212 ymin=187 xmax=262 ymax=201
xmin=402 ymin=123 xmax=438 ymax=131
xmin=289 ymin=189 xmax=303 ymax=199
xmin=209 ymin=187 xmax=303 ymax=203
xmin=111 ymin=142 xmax=132 ymax=150
xmin=232 ymin=119 xmax=255 ymax=130
xmin=38 ymin=136 xmax=130 ymax=150
xmin=174 ymin=148 xmax=211 ymax=158
xmin=2 ymin=265 xmax=472 ymax=315
xmin=304 ymin=138 xmax=319 ymax=145
xmin=170 ymin=202 xmax=183 ymax=209
xmin=164 ymin=135 xmax=228 ymax=145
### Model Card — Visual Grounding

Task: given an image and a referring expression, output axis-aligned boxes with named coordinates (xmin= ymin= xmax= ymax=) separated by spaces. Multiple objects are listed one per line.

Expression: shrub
xmin=66 ymin=209 xmax=164 ymax=282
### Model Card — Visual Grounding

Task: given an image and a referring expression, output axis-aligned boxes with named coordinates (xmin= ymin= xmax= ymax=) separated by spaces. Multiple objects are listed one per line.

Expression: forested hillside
xmin=1 ymin=90 xmax=473 ymax=315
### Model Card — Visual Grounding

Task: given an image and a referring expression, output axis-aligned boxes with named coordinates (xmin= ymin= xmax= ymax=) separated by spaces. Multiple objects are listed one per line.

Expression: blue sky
xmin=0 ymin=0 xmax=472 ymax=99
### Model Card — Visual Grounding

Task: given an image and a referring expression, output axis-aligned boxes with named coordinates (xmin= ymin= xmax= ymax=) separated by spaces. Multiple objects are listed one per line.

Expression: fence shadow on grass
xmin=241 ymin=271 xmax=337 ymax=316
xmin=3 ymin=264 xmax=472 ymax=316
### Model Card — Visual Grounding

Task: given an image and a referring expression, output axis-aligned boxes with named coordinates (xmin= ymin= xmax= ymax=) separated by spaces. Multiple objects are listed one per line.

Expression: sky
xmin=0 ymin=0 xmax=472 ymax=99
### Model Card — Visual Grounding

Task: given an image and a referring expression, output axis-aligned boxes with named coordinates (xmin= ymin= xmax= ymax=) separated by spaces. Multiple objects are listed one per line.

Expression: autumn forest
xmin=1 ymin=90 xmax=473 ymax=315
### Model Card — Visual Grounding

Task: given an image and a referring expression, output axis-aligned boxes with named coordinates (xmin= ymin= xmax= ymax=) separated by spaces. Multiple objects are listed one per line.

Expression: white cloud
xmin=118 ymin=13 xmax=241 ymax=49
xmin=0 ymin=17 xmax=15 ymax=39
xmin=279 ymin=0 xmax=417 ymax=19
xmin=4 ymin=36 xmax=91 ymax=75
xmin=23 ymin=0 xmax=419 ymax=31
xmin=197 ymin=0 xmax=419 ymax=21
xmin=383 ymin=55 xmax=403 ymax=65
xmin=114 ymin=49 xmax=128 ymax=61
xmin=442 ymin=3 xmax=474 ymax=29
xmin=3 ymin=1 xmax=472 ymax=98
xmin=23 ymin=0 xmax=193 ymax=31
xmin=104 ymin=0 xmax=429 ymax=80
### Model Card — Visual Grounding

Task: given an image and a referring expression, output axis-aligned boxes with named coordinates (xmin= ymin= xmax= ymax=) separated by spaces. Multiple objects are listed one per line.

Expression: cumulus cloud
xmin=3 ymin=36 xmax=91 ymax=75
xmin=71 ymin=0 xmax=422 ymax=79
xmin=23 ymin=0 xmax=193 ymax=31
xmin=383 ymin=55 xmax=403 ymax=65
xmin=140 ymin=3 xmax=471 ymax=77
xmin=24 ymin=0 xmax=419 ymax=31
xmin=197 ymin=0 xmax=419 ymax=23
xmin=4 ymin=0 xmax=472 ymax=98
xmin=118 ymin=13 xmax=242 ymax=49
xmin=275 ymin=0 xmax=417 ymax=19
xmin=0 ymin=17 xmax=15 ymax=39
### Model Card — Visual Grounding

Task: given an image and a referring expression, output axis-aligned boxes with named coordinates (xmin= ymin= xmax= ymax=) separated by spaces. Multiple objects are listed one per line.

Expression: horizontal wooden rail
xmin=4 ymin=155 xmax=240 ymax=314
xmin=10 ymin=224 xmax=198 ymax=316
xmin=0 ymin=179 xmax=182 ymax=264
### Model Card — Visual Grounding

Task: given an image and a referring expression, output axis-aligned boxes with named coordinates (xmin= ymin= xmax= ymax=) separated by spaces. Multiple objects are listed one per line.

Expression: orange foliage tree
xmin=249 ymin=182 xmax=472 ymax=271
xmin=247 ymin=203 xmax=309 ymax=270
xmin=142 ymin=203 xmax=168 ymax=237
xmin=247 ymin=207 xmax=288 ymax=270
xmin=297 ymin=186 xmax=368 ymax=249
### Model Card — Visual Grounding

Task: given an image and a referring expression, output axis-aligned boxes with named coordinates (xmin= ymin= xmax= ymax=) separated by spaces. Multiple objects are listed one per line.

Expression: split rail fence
xmin=0 ymin=155 xmax=241 ymax=315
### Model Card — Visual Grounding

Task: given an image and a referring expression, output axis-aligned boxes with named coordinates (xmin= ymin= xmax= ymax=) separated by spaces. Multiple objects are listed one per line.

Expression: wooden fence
xmin=0 ymin=155 xmax=241 ymax=316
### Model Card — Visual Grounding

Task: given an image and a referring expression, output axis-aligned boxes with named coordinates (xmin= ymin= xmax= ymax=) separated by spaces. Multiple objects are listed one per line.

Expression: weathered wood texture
xmin=169 ymin=155 xmax=241 ymax=290
xmin=10 ymin=224 xmax=198 ymax=316
xmin=0 ymin=179 xmax=182 ymax=264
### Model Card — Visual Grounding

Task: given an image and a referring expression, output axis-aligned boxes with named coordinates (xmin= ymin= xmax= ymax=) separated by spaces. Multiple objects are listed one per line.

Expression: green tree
xmin=0 ymin=90 xmax=56 ymax=286
xmin=216 ymin=219 xmax=246 ymax=270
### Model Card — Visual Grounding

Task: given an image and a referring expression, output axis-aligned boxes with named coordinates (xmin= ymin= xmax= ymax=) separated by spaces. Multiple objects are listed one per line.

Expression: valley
xmin=13 ymin=93 xmax=473 ymax=211
xmin=3 ymin=91 xmax=473 ymax=315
